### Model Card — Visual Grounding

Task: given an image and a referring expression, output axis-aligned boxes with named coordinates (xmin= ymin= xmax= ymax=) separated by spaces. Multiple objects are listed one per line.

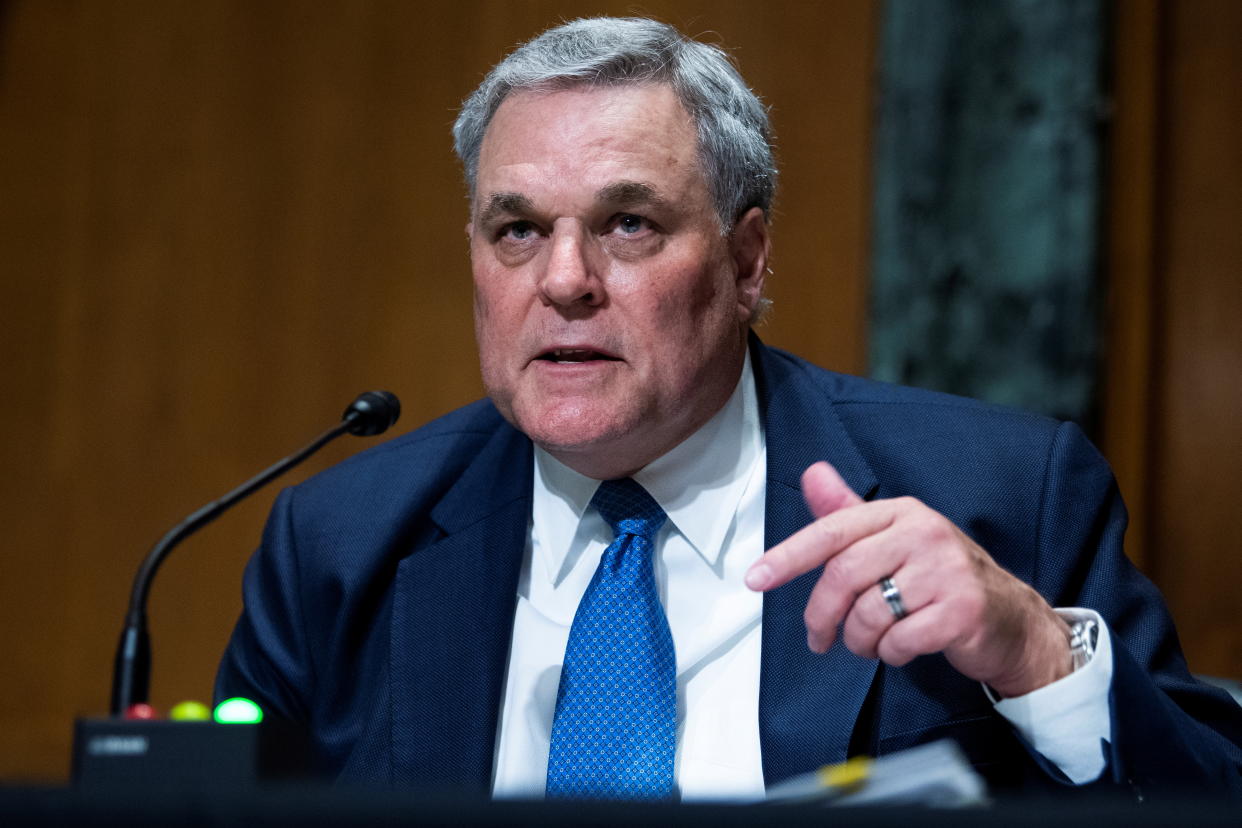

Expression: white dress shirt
xmin=491 ymin=352 xmax=1113 ymax=799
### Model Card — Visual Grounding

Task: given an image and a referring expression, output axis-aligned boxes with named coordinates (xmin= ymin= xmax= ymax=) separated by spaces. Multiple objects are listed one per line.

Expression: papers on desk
xmin=764 ymin=739 xmax=988 ymax=807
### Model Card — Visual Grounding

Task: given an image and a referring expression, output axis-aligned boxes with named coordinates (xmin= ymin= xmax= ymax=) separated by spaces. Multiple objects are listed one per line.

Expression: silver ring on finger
xmin=878 ymin=575 xmax=908 ymax=620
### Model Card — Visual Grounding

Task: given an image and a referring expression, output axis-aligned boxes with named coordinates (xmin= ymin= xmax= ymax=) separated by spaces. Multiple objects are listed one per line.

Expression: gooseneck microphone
xmin=109 ymin=391 xmax=401 ymax=716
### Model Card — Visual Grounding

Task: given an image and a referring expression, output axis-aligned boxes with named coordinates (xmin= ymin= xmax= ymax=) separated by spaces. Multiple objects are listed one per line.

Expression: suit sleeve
xmin=1035 ymin=421 xmax=1242 ymax=796
xmin=214 ymin=485 xmax=314 ymax=726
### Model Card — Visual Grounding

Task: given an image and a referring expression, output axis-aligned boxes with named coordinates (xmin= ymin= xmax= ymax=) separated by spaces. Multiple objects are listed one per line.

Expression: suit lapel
xmin=754 ymin=339 xmax=883 ymax=786
xmin=389 ymin=423 xmax=532 ymax=794
xmin=386 ymin=342 xmax=881 ymax=791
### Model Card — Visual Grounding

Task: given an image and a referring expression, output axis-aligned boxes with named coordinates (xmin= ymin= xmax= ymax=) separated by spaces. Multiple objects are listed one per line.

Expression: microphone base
xmin=72 ymin=718 xmax=314 ymax=789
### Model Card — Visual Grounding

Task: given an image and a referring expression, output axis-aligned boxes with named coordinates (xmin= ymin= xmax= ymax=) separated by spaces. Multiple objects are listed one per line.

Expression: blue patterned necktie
xmin=545 ymin=477 xmax=677 ymax=800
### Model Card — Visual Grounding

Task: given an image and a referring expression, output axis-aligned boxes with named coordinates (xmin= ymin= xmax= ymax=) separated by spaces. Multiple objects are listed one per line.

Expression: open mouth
xmin=537 ymin=348 xmax=620 ymax=364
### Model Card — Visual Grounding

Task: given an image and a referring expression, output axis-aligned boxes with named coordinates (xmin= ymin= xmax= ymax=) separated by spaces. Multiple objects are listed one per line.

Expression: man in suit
xmin=217 ymin=17 xmax=1242 ymax=798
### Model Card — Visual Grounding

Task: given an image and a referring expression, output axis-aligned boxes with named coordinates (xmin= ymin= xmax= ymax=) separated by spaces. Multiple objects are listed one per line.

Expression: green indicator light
xmin=213 ymin=697 xmax=264 ymax=724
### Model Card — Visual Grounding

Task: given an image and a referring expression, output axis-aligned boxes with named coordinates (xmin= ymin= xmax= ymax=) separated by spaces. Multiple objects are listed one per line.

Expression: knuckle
xmin=955 ymin=590 xmax=987 ymax=624
xmin=926 ymin=521 xmax=953 ymax=546
xmin=940 ymin=549 xmax=973 ymax=579
xmin=895 ymin=495 xmax=924 ymax=513
xmin=822 ymin=553 xmax=856 ymax=586
xmin=815 ymin=516 xmax=843 ymax=548
xmin=914 ymin=511 xmax=950 ymax=543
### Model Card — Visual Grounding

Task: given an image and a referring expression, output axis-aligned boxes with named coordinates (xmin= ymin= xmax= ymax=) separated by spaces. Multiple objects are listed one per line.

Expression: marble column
xmin=869 ymin=0 xmax=1105 ymax=427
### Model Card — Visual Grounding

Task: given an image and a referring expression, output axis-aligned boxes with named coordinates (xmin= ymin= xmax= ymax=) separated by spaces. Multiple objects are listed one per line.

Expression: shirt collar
xmin=532 ymin=349 xmax=763 ymax=573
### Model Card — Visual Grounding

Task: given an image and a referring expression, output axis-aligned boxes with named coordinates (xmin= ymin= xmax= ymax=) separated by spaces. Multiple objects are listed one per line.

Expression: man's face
xmin=469 ymin=84 xmax=768 ymax=479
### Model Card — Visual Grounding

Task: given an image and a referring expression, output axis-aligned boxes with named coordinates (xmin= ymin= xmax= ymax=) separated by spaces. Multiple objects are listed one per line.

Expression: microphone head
xmin=343 ymin=390 xmax=401 ymax=436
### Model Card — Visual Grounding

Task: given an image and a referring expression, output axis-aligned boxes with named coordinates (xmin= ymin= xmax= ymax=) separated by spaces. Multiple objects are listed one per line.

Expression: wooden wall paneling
xmin=1101 ymin=0 xmax=1161 ymax=573
xmin=0 ymin=1 xmax=877 ymax=781
xmin=1104 ymin=0 xmax=1242 ymax=678
xmin=0 ymin=0 xmax=98 ymax=780
xmin=1148 ymin=0 xmax=1242 ymax=678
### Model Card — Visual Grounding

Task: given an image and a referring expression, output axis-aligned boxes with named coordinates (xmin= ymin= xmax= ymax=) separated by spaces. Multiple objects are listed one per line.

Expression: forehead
xmin=474 ymin=84 xmax=705 ymax=204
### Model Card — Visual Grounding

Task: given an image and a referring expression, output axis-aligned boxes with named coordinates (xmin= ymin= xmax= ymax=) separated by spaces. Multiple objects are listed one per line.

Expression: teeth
xmin=540 ymin=347 xmax=619 ymax=363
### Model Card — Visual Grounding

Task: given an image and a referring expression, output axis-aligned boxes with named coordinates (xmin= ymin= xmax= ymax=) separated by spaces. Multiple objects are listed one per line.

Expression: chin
xmin=524 ymin=415 xmax=630 ymax=455
xmin=515 ymin=401 xmax=641 ymax=462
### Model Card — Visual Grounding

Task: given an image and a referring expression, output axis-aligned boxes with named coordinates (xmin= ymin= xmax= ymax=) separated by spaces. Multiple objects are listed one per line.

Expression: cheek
xmin=471 ymin=284 xmax=490 ymax=347
xmin=472 ymin=284 xmax=493 ymax=331
xmin=647 ymin=265 xmax=731 ymax=340
xmin=471 ymin=277 xmax=509 ymax=374
xmin=471 ymin=263 xmax=515 ymax=334
xmin=690 ymin=271 xmax=725 ymax=315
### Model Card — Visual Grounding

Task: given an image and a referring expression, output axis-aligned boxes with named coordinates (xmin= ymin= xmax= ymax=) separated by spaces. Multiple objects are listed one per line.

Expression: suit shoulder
xmin=764 ymin=345 xmax=1062 ymax=437
xmin=291 ymin=397 xmax=511 ymax=501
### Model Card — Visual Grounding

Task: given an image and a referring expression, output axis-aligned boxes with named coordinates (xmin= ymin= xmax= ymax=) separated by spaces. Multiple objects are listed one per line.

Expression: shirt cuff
xmin=985 ymin=608 xmax=1113 ymax=784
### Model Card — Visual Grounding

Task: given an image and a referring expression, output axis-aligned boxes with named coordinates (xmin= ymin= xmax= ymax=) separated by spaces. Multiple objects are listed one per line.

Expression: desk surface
xmin=2 ymin=787 xmax=1239 ymax=827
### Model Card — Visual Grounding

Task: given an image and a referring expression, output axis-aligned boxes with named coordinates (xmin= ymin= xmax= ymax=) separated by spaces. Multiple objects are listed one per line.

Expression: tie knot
xmin=591 ymin=478 xmax=667 ymax=539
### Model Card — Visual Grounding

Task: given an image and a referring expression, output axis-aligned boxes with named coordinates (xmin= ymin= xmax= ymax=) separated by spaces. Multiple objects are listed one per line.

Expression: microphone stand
xmin=109 ymin=393 xmax=398 ymax=716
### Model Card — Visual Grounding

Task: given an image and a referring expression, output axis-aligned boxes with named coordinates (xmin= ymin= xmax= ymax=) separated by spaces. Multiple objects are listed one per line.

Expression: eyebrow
xmin=595 ymin=181 xmax=667 ymax=209
xmin=476 ymin=181 xmax=669 ymax=226
xmin=478 ymin=191 xmax=534 ymax=226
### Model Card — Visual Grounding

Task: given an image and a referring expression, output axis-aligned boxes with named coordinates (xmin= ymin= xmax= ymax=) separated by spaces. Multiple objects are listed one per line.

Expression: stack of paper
xmin=764 ymin=739 xmax=988 ymax=807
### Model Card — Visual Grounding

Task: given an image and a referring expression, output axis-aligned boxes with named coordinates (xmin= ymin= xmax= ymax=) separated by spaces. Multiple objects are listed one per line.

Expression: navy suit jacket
xmin=217 ymin=341 xmax=1242 ymax=797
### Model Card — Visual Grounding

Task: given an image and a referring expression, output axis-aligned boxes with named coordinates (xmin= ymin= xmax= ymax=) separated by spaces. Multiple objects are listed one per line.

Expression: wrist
xmin=989 ymin=612 xmax=1074 ymax=699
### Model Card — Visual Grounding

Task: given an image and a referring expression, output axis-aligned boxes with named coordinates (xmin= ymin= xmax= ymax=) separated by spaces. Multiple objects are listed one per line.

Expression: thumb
xmin=801 ymin=461 xmax=864 ymax=518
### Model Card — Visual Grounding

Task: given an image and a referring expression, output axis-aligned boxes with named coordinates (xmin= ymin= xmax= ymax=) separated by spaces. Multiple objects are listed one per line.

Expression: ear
xmin=729 ymin=207 xmax=771 ymax=322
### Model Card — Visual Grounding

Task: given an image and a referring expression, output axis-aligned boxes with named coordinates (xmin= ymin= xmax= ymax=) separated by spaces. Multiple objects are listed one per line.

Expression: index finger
xmin=744 ymin=500 xmax=896 ymax=591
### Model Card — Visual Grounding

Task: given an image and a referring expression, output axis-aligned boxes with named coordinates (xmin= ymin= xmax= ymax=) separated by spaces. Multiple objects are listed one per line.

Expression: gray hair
xmin=452 ymin=17 xmax=777 ymax=230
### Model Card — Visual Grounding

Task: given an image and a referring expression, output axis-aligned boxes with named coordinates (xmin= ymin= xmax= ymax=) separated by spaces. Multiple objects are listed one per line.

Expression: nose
xmin=538 ymin=221 xmax=603 ymax=308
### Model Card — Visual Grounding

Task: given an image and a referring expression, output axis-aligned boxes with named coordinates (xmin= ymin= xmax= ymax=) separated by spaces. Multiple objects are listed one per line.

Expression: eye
xmin=499 ymin=220 xmax=539 ymax=242
xmin=618 ymin=214 xmax=645 ymax=234
xmin=611 ymin=213 xmax=653 ymax=236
